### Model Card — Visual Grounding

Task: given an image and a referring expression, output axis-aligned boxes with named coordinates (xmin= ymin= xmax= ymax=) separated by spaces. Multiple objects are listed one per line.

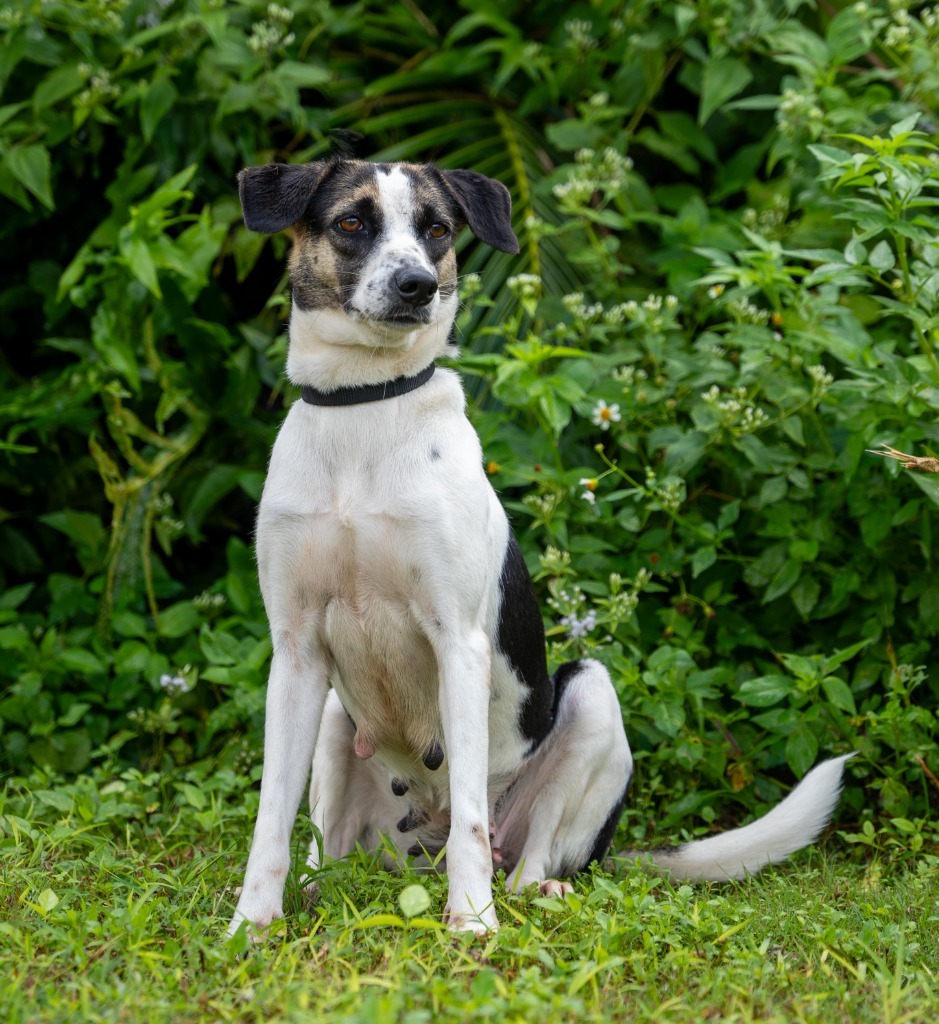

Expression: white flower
xmin=591 ymin=401 xmax=622 ymax=430
xmin=560 ymin=609 xmax=598 ymax=638
xmin=160 ymin=673 xmax=190 ymax=694
xmin=579 ymin=477 xmax=598 ymax=504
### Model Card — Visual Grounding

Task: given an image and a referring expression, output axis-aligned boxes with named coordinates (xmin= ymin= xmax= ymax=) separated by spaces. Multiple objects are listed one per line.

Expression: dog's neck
xmin=286 ymin=305 xmax=458 ymax=392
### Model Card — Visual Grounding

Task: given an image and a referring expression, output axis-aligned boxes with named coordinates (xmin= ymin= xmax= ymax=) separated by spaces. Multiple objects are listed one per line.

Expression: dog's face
xmin=238 ymin=158 xmax=519 ymax=345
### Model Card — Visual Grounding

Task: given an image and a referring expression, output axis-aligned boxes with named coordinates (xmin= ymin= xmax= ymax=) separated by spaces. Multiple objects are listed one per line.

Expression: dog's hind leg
xmin=496 ymin=659 xmax=632 ymax=894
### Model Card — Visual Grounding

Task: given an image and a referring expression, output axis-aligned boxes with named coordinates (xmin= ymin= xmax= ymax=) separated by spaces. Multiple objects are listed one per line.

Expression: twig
xmin=915 ymin=754 xmax=939 ymax=795
xmin=867 ymin=445 xmax=939 ymax=473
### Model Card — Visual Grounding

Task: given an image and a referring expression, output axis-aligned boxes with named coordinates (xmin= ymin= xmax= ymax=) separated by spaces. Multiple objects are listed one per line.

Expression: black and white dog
xmin=228 ymin=157 xmax=850 ymax=935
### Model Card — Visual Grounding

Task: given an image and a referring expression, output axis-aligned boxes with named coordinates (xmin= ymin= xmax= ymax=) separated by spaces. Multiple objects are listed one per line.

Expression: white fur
xmin=228 ymin=165 xmax=850 ymax=939
xmin=627 ymin=754 xmax=854 ymax=882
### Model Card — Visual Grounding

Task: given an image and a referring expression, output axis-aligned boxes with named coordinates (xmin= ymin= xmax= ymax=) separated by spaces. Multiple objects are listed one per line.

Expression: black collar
xmin=300 ymin=363 xmax=436 ymax=407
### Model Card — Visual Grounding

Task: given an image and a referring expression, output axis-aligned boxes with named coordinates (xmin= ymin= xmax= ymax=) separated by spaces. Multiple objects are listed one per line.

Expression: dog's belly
xmin=302 ymin=506 xmax=444 ymax=770
xmin=324 ymin=593 xmax=440 ymax=765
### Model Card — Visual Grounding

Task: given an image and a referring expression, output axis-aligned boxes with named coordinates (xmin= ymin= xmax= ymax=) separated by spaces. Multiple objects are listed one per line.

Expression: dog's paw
xmin=226 ymin=904 xmax=284 ymax=942
xmin=301 ymin=878 xmax=321 ymax=905
xmin=443 ymin=904 xmax=499 ymax=935
xmin=537 ymin=879 xmax=573 ymax=898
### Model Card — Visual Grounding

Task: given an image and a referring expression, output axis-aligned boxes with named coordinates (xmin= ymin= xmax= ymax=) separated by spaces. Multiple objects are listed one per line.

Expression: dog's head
xmin=238 ymin=158 xmax=519 ymax=346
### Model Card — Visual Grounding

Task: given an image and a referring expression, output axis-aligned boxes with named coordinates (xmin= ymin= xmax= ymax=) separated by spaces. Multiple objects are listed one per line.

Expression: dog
xmin=227 ymin=156 xmax=851 ymax=935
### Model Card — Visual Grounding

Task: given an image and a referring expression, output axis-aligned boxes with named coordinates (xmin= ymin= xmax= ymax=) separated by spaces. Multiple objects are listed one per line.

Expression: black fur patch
xmin=397 ymin=807 xmax=428 ymax=833
xmin=496 ymin=532 xmax=554 ymax=745
xmin=575 ymin=779 xmax=632 ymax=875
xmin=437 ymin=168 xmax=520 ymax=254
xmin=328 ymin=129 xmax=367 ymax=158
xmin=238 ymin=161 xmax=336 ymax=234
xmin=549 ymin=659 xmax=583 ymax=719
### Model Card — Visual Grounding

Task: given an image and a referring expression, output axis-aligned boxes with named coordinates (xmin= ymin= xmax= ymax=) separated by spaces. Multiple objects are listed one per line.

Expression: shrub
xmin=0 ymin=0 xmax=937 ymax=840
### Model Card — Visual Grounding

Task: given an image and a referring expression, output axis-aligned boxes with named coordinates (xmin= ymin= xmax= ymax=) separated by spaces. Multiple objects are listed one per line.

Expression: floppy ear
xmin=438 ymin=169 xmax=520 ymax=254
xmin=237 ymin=161 xmax=332 ymax=234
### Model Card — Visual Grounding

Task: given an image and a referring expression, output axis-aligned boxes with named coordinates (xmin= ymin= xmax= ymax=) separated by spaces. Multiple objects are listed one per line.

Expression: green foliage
xmin=1 ymin=0 xmax=938 ymax=852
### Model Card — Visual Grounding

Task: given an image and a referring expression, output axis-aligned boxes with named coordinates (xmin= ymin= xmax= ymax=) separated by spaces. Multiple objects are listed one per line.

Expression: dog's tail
xmin=622 ymin=754 xmax=853 ymax=882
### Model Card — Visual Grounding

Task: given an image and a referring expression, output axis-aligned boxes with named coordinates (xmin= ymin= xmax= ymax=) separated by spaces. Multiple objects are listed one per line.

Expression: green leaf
xmin=759 ymin=477 xmax=787 ymax=506
xmin=786 ymin=726 xmax=818 ymax=777
xmin=57 ymin=649 xmax=106 ymax=675
xmin=890 ymin=113 xmax=921 ymax=138
xmin=909 ymin=471 xmax=939 ymax=508
xmin=692 ymin=545 xmax=716 ymax=578
xmin=652 ymin=701 xmax=685 ymax=738
xmin=790 ymin=576 xmax=820 ymax=619
xmin=158 ymin=602 xmax=201 ymax=639
xmin=2 ymin=145 xmax=54 ymax=209
xmin=272 ymin=60 xmax=331 ymax=89
xmin=120 ymin=235 xmax=161 ymax=297
xmin=537 ymin=390 xmax=571 ymax=435
xmin=789 ymin=537 xmax=818 ymax=562
xmin=821 ymin=676 xmax=856 ymax=714
xmin=698 ymin=58 xmax=753 ymax=125
xmin=398 ymin=884 xmax=431 ymax=919
xmin=0 ymin=583 xmax=34 ymax=610
xmin=59 ymin=701 xmax=92 ymax=727
xmin=39 ymin=512 xmax=104 ymax=552
xmin=809 ymin=143 xmax=850 ymax=166
xmin=140 ymin=76 xmax=177 ymax=142
xmin=825 ymin=9 xmax=871 ymax=64
xmin=35 ymin=888 xmax=59 ymax=914
xmin=763 ymin=558 xmax=802 ymax=603
xmin=843 ymin=238 xmax=867 ymax=266
xmin=176 ymin=782 xmax=207 ymax=810
xmin=0 ymin=102 xmax=27 ymax=131
xmin=33 ymin=63 xmax=85 ymax=109
xmin=737 ymin=674 xmax=794 ymax=707
xmin=34 ymin=790 xmax=74 ymax=813
xmin=200 ymin=627 xmax=241 ymax=666
xmin=868 ymin=240 xmax=896 ymax=272
xmin=185 ymin=465 xmax=244 ymax=532
xmin=780 ymin=416 xmax=805 ymax=446
xmin=821 ymin=639 xmax=871 ymax=674
xmin=890 ymin=817 xmax=916 ymax=834
xmin=717 ymin=500 xmax=740 ymax=531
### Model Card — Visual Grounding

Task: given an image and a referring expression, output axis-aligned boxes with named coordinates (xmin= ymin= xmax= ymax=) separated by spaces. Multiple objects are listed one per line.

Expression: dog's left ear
xmin=237 ymin=161 xmax=333 ymax=234
xmin=438 ymin=169 xmax=520 ymax=255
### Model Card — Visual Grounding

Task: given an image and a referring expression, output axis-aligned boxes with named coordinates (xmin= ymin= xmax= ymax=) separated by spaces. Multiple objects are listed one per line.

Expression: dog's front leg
xmin=436 ymin=628 xmax=498 ymax=933
xmin=228 ymin=643 xmax=328 ymax=938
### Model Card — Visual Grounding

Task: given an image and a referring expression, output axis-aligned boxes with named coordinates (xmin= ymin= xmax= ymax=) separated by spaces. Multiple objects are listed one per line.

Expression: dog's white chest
xmin=256 ymin=375 xmax=499 ymax=773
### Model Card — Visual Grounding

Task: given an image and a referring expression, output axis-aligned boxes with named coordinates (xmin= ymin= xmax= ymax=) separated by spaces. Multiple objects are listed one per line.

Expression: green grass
xmin=2 ymin=765 xmax=936 ymax=1024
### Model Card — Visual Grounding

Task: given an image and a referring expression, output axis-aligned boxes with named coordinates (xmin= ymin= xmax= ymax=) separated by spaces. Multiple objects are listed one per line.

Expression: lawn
xmin=2 ymin=765 xmax=936 ymax=1024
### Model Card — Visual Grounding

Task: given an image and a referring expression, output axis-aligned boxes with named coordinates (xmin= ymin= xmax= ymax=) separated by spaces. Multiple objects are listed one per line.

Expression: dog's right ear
xmin=237 ymin=161 xmax=331 ymax=234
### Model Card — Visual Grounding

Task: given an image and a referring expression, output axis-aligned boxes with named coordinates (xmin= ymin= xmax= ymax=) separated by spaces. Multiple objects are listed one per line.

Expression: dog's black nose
xmin=394 ymin=268 xmax=438 ymax=306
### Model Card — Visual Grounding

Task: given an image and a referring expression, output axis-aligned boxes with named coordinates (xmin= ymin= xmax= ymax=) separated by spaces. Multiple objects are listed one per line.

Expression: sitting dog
xmin=228 ymin=156 xmax=850 ymax=935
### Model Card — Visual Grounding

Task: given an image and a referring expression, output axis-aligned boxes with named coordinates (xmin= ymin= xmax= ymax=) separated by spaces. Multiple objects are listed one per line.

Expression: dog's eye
xmin=428 ymin=223 xmax=448 ymax=239
xmin=338 ymin=217 xmax=364 ymax=232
